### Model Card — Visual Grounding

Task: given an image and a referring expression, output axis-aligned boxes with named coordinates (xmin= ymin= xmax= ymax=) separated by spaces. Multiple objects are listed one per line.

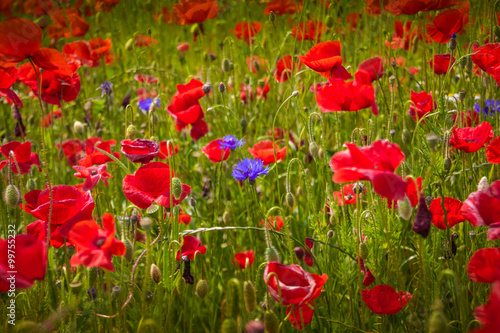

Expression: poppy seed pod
xmin=244 ymin=281 xmax=257 ymax=313
xmin=285 ymin=192 xmax=295 ymax=207
xmin=265 ymin=246 xmax=280 ymax=263
xmin=221 ymin=319 xmax=238 ymax=333
xmin=126 ymin=124 xmax=137 ymax=139
xmin=150 ymin=264 xmax=161 ymax=284
xmin=74 ymin=121 xmax=84 ymax=135
xmin=226 ymin=278 xmax=240 ymax=318
xmin=398 ymin=196 xmax=413 ymax=220
xmin=141 ymin=217 xmax=153 ymax=234
xmin=264 ymin=311 xmax=279 ymax=333
xmin=402 ymin=128 xmax=411 ymax=145
xmin=459 ymin=89 xmax=466 ymax=102
xmin=196 ymin=279 xmax=209 ymax=299
xmin=309 ymin=142 xmax=319 ymax=158
xmin=4 ymin=184 xmax=21 ymax=208
xmin=171 ymin=177 xmax=182 ymax=200
xmin=123 ymin=238 xmax=134 ymax=262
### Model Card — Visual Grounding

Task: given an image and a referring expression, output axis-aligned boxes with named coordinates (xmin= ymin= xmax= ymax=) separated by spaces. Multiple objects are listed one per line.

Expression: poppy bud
xmin=443 ymin=157 xmax=452 ymax=171
xmin=27 ymin=178 xmax=36 ymax=192
xmin=413 ymin=194 xmax=432 ymax=238
xmin=4 ymin=184 xmax=21 ymax=208
xmin=401 ymin=128 xmax=411 ymax=145
xmin=389 ymin=75 xmax=396 ymax=85
xmin=294 ymin=247 xmax=304 ymax=261
xmin=176 ymin=275 xmax=187 ymax=294
xmin=429 ymin=301 xmax=450 ymax=333
xmin=359 ymin=242 xmax=369 ymax=260
xmin=240 ymin=118 xmax=248 ymax=134
xmin=150 ymin=264 xmax=161 ymax=284
xmin=398 ymin=195 xmax=413 ymax=220
xmin=221 ymin=319 xmax=238 ymax=333
xmin=222 ymin=58 xmax=231 ymax=73
xmin=318 ymin=148 xmax=325 ymax=159
xmin=195 ymin=279 xmax=209 ymax=299
xmin=189 ymin=196 xmax=197 ymax=207
xmin=296 ymin=186 xmax=303 ymax=197
xmin=222 ymin=210 xmax=230 ymax=224
xmin=465 ymin=56 xmax=473 ymax=73
xmin=88 ymin=267 xmax=98 ymax=287
xmin=74 ymin=121 xmax=85 ymax=135
xmin=245 ymin=320 xmax=265 ymax=333
xmin=411 ymin=35 xmax=419 ymax=53
xmin=390 ymin=129 xmax=396 ymax=137
xmin=265 ymin=246 xmax=280 ymax=263
xmin=448 ymin=33 xmax=457 ymax=51
xmin=226 ymin=278 xmax=240 ymax=318
xmin=426 ymin=133 xmax=440 ymax=151
xmin=201 ymin=82 xmax=212 ymax=95
xmin=70 ymin=281 xmax=83 ymax=295
xmin=292 ymin=90 xmax=299 ymax=97
xmin=123 ymin=238 xmax=134 ymax=262
xmin=327 ymin=230 xmax=334 ymax=238
xmin=459 ymin=90 xmax=466 ymax=102
xmin=125 ymin=38 xmax=134 ymax=51
xmin=244 ymin=281 xmax=257 ymax=313
xmin=309 ymin=142 xmax=319 ymax=158
xmin=325 ymin=15 xmax=334 ymax=28
xmin=171 ymin=177 xmax=182 ymax=200
xmin=126 ymin=124 xmax=137 ymax=139
xmin=269 ymin=11 xmax=276 ymax=22
xmin=264 ymin=311 xmax=279 ymax=333
xmin=218 ymin=82 xmax=226 ymax=93
xmin=285 ymin=192 xmax=295 ymax=207
xmin=477 ymin=176 xmax=489 ymax=191
xmin=253 ymin=60 xmax=261 ymax=72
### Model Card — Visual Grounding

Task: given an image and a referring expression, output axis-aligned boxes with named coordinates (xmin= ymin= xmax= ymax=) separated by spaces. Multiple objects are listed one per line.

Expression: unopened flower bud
xmin=240 ymin=118 xmax=248 ymax=134
xmin=141 ymin=217 xmax=153 ymax=233
xmin=398 ymin=195 xmax=413 ymax=220
xmin=318 ymin=148 xmax=325 ymax=159
xmin=195 ymin=279 xmax=209 ymax=299
xmin=202 ymin=82 xmax=212 ymax=95
xmin=190 ymin=196 xmax=197 ymax=207
xmin=88 ymin=267 xmax=98 ymax=287
xmin=218 ymin=82 xmax=226 ymax=93
xmin=309 ymin=142 xmax=319 ymax=158
xmin=443 ymin=157 xmax=452 ymax=171
xmin=459 ymin=90 xmax=466 ymax=102
xmin=448 ymin=33 xmax=457 ymax=51
xmin=243 ymin=281 xmax=256 ymax=313
xmin=171 ymin=177 xmax=182 ymax=200
xmin=264 ymin=311 xmax=279 ymax=333
xmin=426 ymin=133 xmax=440 ymax=151
xmin=126 ymin=124 xmax=137 ymax=139
xmin=176 ymin=275 xmax=187 ymax=294
xmin=285 ymin=192 xmax=295 ymax=207
xmin=74 ymin=121 xmax=84 ymax=135
xmin=325 ymin=15 xmax=334 ymax=28
xmin=477 ymin=176 xmax=489 ymax=191
xmin=359 ymin=242 xmax=369 ymax=260
xmin=469 ymin=230 xmax=476 ymax=239
xmin=111 ymin=285 xmax=121 ymax=298
xmin=327 ymin=230 xmax=334 ymax=238
xmin=269 ymin=11 xmax=276 ymax=22
xmin=402 ymin=128 xmax=411 ymax=145
xmin=222 ymin=58 xmax=231 ymax=73
xmin=150 ymin=264 xmax=161 ymax=284
xmin=265 ymin=246 xmax=280 ymax=263
xmin=123 ymin=238 xmax=134 ymax=262
xmin=4 ymin=184 xmax=21 ymax=208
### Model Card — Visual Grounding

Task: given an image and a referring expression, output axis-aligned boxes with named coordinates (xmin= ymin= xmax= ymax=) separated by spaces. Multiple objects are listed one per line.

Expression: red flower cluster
xmin=63 ymin=37 xmax=113 ymax=68
xmin=362 ymin=284 xmax=412 ymax=314
xmin=79 ymin=138 xmax=121 ymax=167
xmin=231 ymin=22 xmax=261 ymax=45
xmin=292 ymin=21 xmax=325 ymax=42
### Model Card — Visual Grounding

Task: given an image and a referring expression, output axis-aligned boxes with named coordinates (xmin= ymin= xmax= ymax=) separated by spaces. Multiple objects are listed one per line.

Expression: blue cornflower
xmin=474 ymin=99 xmax=500 ymax=117
xmin=138 ymin=98 xmax=160 ymax=113
xmin=97 ymin=81 xmax=113 ymax=97
xmin=232 ymin=158 xmax=269 ymax=184
xmin=219 ymin=135 xmax=245 ymax=150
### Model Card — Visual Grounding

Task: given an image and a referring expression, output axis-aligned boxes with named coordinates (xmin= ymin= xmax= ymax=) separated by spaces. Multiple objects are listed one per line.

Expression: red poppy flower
xmin=73 ymin=164 xmax=112 ymax=192
xmin=329 ymin=140 xmax=407 ymax=202
xmin=88 ymin=37 xmax=113 ymax=67
xmin=292 ymin=20 xmax=325 ymax=42
xmin=231 ymin=22 xmax=262 ymax=46
xmin=413 ymin=193 xmax=432 ymax=238
xmin=263 ymin=262 xmax=328 ymax=307
xmin=0 ymin=66 xmax=22 ymax=106
xmin=68 ymin=213 xmax=125 ymax=271
xmin=78 ymin=138 xmax=120 ymax=167
xmin=26 ymin=219 xmax=69 ymax=248
xmin=429 ymin=197 xmax=466 ymax=229
xmin=486 ymin=137 xmax=500 ymax=164
xmin=363 ymin=269 xmax=376 ymax=287
xmin=315 ymin=72 xmax=378 ymax=115
xmin=358 ymin=56 xmax=384 ymax=82
xmin=134 ymin=34 xmax=157 ymax=47
xmin=158 ymin=142 xmax=179 ymax=159
xmin=62 ymin=40 xmax=94 ymax=67
xmin=388 ymin=176 xmax=422 ymax=209
xmin=362 ymin=285 xmax=412 ymax=315
xmin=257 ymin=79 xmax=270 ymax=99
xmin=385 ymin=20 xmax=416 ymax=50
xmin=304 ymin=238 xmax=314 ymax=267
xmin=177 ymin=42 xmax=190 ymax=53
xmin=262 ymin=216 xmax=284 ymax=232
xmin=298 ymin=41 xmax=343 ymax=73
xmin=56 ymin=139 xmax=85 ymax=166
xmin=430 ymin=54 xmax=455 ymax=75
xmin=264 ymin=0 xmax=302 ymax=15
xmin=173 ymin=0 xmax=219 ymax=25
xmin=233 ymin=250 xmax=255 ymax=269
xmin=48 ymin=8 xmax=89 ymax=39
xmin=471 ymin=43 xmax=500 ymax=88
xmin=286 ymin=302 xmax=315 ymax=330
xmin=123 ymin=162 xmax=191 ymax=209
xmin=365 ymin=0 xmax=388 ymax=15
xmin=0 ymin=234 xmax=47 ymax=292
xmin=426 ymin=7 xmax=468 ymax=44
xmin=385 ymin=0 xmax=459 ymax=16
xmin=461 ymin=180 xmax=500 ymax=240
xmin=248 ymin=141 xmax=287 ymax=165
xmin=178 ymin=213 xmax=192 ymax=226
xmin=23 ymin=185 xmax=95 ymax=237
xmin=120 ymin=139 xmax=159 ymax=164
xmin=449 ymin=122 xmax=493 ymax=153
xmin=472 ymin=282 xmax=500 ymax=333
xmin=275 ymin=55 xmax=301 ymax=83
xmin=408 ymin=90 xmax=435 ymax=122
xmin=467 ymin=248 xmax=500 ymax=283
xmin=0 ymin=141 xmax=41 ymax=174
xmin=332 ymin=183 xmax=366 ymax=206
xmin=452 ymin=109 xmax=480 ymax=127
xmin=202 ymin=139 xmax=230 ymax=163
xmin=176 ymin=235 xmax=206 ymax=260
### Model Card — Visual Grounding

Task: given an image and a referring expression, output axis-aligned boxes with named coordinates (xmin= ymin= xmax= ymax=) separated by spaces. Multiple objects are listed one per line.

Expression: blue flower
xmin=232 ymin=158 xmax=269 ymax=184
xmin=219 ymin=135 xmax=245 ymax=150
xmin=474 ymin=99 xmax=500 ymax=117
xmin=97 ymin=81 xmax=113 ymax=97
xmin=138 ymin=98 xmax=160 ymax=113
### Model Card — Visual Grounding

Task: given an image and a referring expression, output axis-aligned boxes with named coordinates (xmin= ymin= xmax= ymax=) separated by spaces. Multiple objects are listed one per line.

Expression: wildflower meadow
xmin=1 ymin=0 xmax=500 ymax=332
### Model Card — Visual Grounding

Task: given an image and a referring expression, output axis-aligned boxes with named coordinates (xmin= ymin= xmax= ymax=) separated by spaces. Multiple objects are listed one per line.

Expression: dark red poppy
xmin=298 ymin=41 xmax=343 ymax=73
xmin=73 ymin=164 xmax=112 ymax=191
xmin=329 ymin=140 xmax=407 ymax=202
xmin=430 ymin=54 xmax=455 ymax=75
xmin=275 ymin=55 xmax=301 ymax=83
xmin=332 ymin=183 xmax=365 ymax=206
xmin=248 ymin=141 xmax=287 ymax=165
xmin=173 ymin=0 xmax=219 ymax=25
xmin=231 ymin=22 xmax=261 ymax=45
xmin=0 ymin=234 xmax=46 ymax=292
xmin=472 ymin=282 xmax=500 ymax=333
xmin=426 ymin=7 xmax=468 ymax=44
xmin=78 ymin=138 xmax=120 ymax=167
xmin=123 ymin=162 xmax=191 ymax=209
xmin=449 ymin=122 xmax=494 ymax=153
xmin=56 ymin=139 xmax=85 ymax=166
xmin=462 ymin=180 xmax=500 ymax=240
xmin=388 ymin=176 xmax=422 ymax=209
xmin=292 ymin=20 xmax=325 ymax=42
xmin=452 ymin=109 xmax=480 ymax=127
xmin=0 ymin=66 xmax=22 ymax=106
xmin=385 ymin=0 xmax=459 ymax=16
xmin=202 ymin=139 xmax=230 ymax=163
xmin=26 ymin=219 xmax=69 ymax=248
xmin=362 ymin=285 xmax=412 ymax=315
xmin=120 ymin=139 xmax=159 ymax=164
xmin=0 ymin=141 xmax=41 ymax=174
xmin=363 ymin=269 xmax=376 ymax=287
xmin=233 ymin=250 xmax=255 ymax=269
xmin=68 ymin=213 xmax=125 ymax=271
xmin=408 ymin=90 xmax=435 ymax=122
xmin=467 ymin=248 xmax=500 ymax=283
xmin=429 ymin=197 xmax=466 ymax=229
xmin=413 ymin=193 xmax=432 ymax=238
xmin=262 ymin=216 xmax=284 ymax=232
xmin=486 ymin=137 xmax=500 ymax=164
xmin=316 ymin=72 xmax=378 ymax=115
xmin=157 ymin=142 xmax=178 ymax=159
xmin=264 ymin=0 xmax=302 ymax=15
xmin=263 ymin=262 xmax=328 ymax=306
xmin=23 ymin=185 xmax=95 ymax=238
xmin=176 ymin=235 xmax=206 ymax=260
xmin=286 ymin=302 xmax=314 ymax=330
xmin=358 ymin=56 xmax=384 ymax=82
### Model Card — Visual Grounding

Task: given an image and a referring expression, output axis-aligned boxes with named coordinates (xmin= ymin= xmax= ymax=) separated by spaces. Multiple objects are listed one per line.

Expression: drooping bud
xmin=4 ymin=184 xmax=21 ymax=208
xmin=222 ymin=58 xmax=231 ymax=73
xmin=285 ymin=192 xmax=295 ymax=207
xmin=413 ymin=194 xmax=432 ymax=238
xmin=265 ymin=246 xmax=280 ymax=263
xmin=74 ymin=121 xmax=85 ymax=134
xmin=126 ymin=124 xmax=137 ymax=139
xmin=123 ymin=238 xmax=134 ymax=262
xmin=443 ymin=157 xmax=452 ymax=171
xmin=195 ymin=279 xmax=209 ymax=299
xmin=359 ymin=242 xmax=369 ymax=260
xmin=171 ymin=177 xmax=182 ymax=200
xmin=477 ymin=176 xmax=489 ymax=191
xmin=150 ymin=264 xmax=161 ymax=284
xmin=243 ymin=281 xmax=257 ymax=313
xmin=264 ymin=311 xmax=279 ymax=333
xmin=176 ymin=275 xmax=187 ymax=294
xmin=325 ymin=15 xmax=334 ymax=28
xmin=402 ymin=128 xmax=411 ymax=145
xmin=309 ymin=142 xmax=319 ymax=158
xmin=398 ymin=195 xmax=413 ymax=220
